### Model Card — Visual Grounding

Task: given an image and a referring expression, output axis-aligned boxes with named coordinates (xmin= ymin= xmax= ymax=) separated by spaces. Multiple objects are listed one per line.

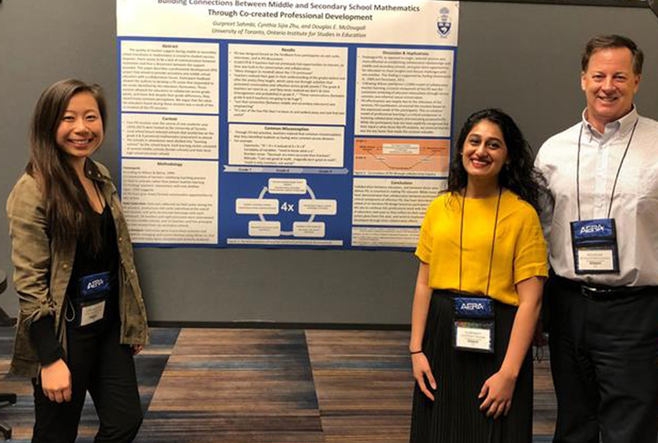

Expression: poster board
xmin=117 ymin=0 xmax=459 ymax=249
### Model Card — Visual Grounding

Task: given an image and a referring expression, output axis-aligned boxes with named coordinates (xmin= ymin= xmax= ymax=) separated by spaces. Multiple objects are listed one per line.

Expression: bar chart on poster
xmin=116 ymin=0 xmax=458 ymax=250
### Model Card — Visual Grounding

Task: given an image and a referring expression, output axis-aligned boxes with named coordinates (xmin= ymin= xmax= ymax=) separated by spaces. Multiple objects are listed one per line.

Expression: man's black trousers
xmin=548 ymin=278 xmax=658 ymax=443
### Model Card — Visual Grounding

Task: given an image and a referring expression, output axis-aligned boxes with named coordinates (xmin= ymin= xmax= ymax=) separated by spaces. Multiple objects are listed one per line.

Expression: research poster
xmin=117 ymin=0 xmax=459 ymax=249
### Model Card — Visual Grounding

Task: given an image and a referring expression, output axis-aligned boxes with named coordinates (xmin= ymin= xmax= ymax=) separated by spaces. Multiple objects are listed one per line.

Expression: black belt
xmin=554 ymin=275 xmax=653 ymax=301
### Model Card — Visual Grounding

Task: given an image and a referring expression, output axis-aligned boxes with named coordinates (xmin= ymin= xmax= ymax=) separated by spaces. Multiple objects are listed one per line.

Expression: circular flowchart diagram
xmin=235 ymin=178 xmax=337 ymax=238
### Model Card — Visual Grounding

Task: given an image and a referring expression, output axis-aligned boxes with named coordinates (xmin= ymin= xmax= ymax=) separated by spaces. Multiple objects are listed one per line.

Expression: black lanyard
xmin=458 ymin=187 xmax=502 ymax=297
xmin=576 ymin=120 xmax=638 ymax=221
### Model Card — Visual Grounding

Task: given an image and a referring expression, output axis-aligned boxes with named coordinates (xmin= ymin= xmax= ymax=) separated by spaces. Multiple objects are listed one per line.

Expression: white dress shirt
xmin=535 ymin=107 xmax=658 ymax=286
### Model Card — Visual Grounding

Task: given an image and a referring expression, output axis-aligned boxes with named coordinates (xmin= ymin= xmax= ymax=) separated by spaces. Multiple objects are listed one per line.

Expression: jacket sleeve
xmin=6 ymin=175 xmax=56 ymax=326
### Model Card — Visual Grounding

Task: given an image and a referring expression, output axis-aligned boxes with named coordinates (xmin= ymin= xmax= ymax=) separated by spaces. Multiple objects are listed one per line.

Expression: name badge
xmin=79 ymin=299 xmax=106 ymax=327
xmin=454 ymin=320 xmax=494 ymax=353
xmin=68 ymin=271 xmax=112 ymax=328
xmin=570 ymin=219 xmax=620 ymax=274
xmin=79 ymin=271 xmax=112 ymax=299
xmin=453 ymin=297 xmax=495 ymax=353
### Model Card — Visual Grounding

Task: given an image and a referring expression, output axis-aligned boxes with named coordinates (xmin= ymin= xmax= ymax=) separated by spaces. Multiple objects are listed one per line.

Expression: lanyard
xmin=458 ymin=187 xmax=502 ymax=297
xmin=576 ymin=120 xmax=638 ymax=221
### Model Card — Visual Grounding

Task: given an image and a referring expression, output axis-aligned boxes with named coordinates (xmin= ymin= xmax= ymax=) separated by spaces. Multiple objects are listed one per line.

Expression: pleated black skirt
xmin=409 ymin=290 xmax=533 ymax=443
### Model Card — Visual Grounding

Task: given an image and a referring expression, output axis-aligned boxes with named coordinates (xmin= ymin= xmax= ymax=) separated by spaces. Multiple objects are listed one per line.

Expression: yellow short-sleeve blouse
xmin=415 ymin=189 xmax=548 ymax=306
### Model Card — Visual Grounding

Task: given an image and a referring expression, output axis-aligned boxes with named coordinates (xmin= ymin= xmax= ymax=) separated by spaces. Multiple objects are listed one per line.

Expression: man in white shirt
xmin=535 ymin=35 xmax=658 ymax=443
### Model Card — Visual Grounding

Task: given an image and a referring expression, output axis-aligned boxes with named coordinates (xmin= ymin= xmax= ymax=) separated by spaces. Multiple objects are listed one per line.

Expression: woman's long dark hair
xmin=26 ymin=79 xmax=108 ymax=252
xmin=447 ymin=108 xmax=547 ymax=214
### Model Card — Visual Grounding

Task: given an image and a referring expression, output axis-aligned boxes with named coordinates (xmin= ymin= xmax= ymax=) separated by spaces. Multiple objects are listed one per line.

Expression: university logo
xmin=437 ymin=7 xmax=452 ymax=37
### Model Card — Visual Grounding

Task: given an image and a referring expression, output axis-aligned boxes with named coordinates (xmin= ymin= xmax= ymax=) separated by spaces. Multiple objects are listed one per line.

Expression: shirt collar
xmin=581 ymin=106 xmax=639 ymax=139
xmin=84 ymin=159 xmax=110 ymax=183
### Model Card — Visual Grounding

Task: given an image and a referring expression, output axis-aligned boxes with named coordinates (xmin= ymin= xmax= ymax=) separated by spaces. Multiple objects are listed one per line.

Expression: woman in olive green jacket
xmin=6 ymin=79 xmax=148 ymax=443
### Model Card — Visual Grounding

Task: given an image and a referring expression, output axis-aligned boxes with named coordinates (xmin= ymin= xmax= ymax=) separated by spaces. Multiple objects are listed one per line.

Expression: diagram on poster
xmin=117 ymin=0 xmax=459 ymax=249
xmin=236 ymin=178 xmax=337 ymax=239
xmin=354 ymin=138 xmax=450 ymax=177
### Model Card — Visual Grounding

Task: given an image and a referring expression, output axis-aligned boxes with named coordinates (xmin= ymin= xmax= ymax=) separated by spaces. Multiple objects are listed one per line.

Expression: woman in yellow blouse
xmin=409 ymin=109 xmax=548 ymax=443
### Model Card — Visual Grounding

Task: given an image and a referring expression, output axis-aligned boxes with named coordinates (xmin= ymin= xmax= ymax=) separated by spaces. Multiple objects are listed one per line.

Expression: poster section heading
xmin=117 ymin=1 xmax=457 ymax=249
xmin=117 ymin=0 xmax=459 ymax=46
xmin=122 ymin=160 xmax=218 ymax=245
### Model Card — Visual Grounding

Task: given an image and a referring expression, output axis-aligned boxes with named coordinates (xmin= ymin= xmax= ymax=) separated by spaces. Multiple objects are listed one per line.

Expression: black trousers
xmin=548 ymin=278 xmax=658 ymax=443
xmin=32 ymin=320 xmax=143 ymax=443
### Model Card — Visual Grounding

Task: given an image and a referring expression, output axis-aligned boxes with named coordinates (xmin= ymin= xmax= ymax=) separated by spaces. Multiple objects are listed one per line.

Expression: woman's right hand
xmin=412 ymin=352 xmax=436 ymax=401
xmin=40 ymin=359 xmax=72 ymax=403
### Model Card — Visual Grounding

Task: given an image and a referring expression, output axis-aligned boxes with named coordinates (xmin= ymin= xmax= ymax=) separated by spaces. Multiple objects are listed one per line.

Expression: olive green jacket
xmin=6 ymin=160 xmax=149 ymax=377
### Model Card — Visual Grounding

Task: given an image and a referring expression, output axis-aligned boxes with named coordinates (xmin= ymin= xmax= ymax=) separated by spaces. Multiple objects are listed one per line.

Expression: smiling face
xmin=55 ymin=92 xmax=104 ymax=166
xmin=581 ymin=47 xmax=640 ymax=132
xmin=461 ymin=119 xmax=508 ymax=185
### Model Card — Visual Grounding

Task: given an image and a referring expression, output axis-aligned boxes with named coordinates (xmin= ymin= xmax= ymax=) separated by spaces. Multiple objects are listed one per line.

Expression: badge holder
xmin=68 ymin=271 xmax=112 ymax=328
xmin=570 ymin=218 xmax=620 ymax=275
xmin=452 ymin=297 xmax=495 ymax=353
